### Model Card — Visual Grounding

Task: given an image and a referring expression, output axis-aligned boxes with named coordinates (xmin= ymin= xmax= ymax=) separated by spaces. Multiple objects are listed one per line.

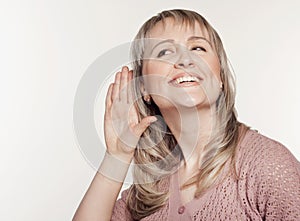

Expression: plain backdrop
xmin=0 ymin=1 xmax=299 ymax=220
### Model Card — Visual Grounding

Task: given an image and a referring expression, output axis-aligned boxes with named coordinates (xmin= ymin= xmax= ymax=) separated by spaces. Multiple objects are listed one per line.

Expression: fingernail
xmin=149 ymin=117 xmax=157 ymax=123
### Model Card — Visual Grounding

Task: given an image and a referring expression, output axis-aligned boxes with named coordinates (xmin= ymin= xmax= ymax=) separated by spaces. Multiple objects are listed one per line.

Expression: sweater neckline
xmin=168 ymin=128 xmax=255 ymax=218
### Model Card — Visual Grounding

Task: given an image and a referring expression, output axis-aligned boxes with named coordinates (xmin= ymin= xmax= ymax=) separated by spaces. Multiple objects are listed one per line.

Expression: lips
xmin=168 ymin=72 xmax=203 ymax=87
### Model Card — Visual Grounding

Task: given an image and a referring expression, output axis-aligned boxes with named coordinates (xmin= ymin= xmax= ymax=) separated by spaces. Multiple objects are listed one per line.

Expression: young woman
xmin=73 ymin=9 xmax=300 ymax=221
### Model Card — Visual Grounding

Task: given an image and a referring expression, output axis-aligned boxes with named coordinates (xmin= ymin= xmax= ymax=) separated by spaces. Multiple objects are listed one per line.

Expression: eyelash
xmin=157 ymin=46 xmax=206 ymax=57
xmin=191 ymin=46 xmax=206 ymax=52
xmin=157 ymin=49 xmax=173 ymax=57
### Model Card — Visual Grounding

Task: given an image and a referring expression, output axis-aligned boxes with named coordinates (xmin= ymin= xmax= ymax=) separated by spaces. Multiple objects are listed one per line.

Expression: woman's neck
xmin=160 ymin=105 xmax=216 ymax=166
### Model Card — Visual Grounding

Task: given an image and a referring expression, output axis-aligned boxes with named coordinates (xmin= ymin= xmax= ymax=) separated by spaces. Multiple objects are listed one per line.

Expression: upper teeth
xmin=175 ymin=76 xmax=200 ymax=84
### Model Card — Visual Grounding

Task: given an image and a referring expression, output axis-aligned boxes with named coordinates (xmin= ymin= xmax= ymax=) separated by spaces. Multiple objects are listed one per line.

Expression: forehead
xmin=147 ymin=17 xmax=210 ymax=41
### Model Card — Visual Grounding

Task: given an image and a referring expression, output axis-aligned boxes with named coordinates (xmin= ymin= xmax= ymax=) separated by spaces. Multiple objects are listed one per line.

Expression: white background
xmin=0 ymin=1 xmax=299 ymax=220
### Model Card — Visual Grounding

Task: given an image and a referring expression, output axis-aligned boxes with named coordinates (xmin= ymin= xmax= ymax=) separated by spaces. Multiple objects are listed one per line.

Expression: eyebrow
xmin=150 ymin=36 xmax=212 ymax=54
xmin=187 ymin=36 xmax=212 ymax=45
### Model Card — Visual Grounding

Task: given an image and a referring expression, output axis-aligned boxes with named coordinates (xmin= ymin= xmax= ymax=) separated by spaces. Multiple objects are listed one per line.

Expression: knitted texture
xmin=111 ymin=129 xmax=300 ymax=220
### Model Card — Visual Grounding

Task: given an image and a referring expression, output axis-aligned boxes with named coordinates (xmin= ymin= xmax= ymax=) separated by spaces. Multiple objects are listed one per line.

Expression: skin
xmin=73 ymin=17 xmax=223 ymax=220
xmin=142 ymin=18 xmax=223 ymax=204
xmin=73 ymin=66 xmax=156 ymax=221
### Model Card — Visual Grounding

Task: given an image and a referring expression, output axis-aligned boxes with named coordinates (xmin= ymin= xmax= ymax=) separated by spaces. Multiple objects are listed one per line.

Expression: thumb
xmin=133 ymin=116 xmax=157 ymax=138
xmin=117 ymin=116 xmax=157 ymax=152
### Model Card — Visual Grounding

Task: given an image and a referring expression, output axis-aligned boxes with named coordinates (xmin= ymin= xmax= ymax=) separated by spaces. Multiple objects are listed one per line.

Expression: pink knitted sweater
xmin=111 ymin=129 xmax=300 ymax=220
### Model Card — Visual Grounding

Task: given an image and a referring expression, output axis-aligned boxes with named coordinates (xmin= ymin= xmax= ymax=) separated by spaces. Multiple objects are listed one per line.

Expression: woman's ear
xmin=139 ymin=78 xmax=147 ymax=95
xmin=139 ymin=79 xmax=152 ymax=104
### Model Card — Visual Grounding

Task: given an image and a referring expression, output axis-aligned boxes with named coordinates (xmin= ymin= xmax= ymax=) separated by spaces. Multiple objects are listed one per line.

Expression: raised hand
xmin=104 ymin=66 xmax=157 ymax=161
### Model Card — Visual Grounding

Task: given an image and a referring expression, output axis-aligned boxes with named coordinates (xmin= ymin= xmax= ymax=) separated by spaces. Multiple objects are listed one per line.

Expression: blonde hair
xmin=127 ymin=9 xmax=250 ymax=220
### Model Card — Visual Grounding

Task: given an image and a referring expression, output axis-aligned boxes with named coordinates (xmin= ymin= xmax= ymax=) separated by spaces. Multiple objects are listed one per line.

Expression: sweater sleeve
xmin=254 ymin=138 xmax=300 ymax=220
xmin=111 ymin=188 xmax=133 ymax=221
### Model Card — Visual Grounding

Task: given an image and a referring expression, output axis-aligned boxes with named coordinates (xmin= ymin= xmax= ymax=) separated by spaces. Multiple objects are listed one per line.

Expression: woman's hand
xmin=104 ymin=66 xmax=157 ymax=161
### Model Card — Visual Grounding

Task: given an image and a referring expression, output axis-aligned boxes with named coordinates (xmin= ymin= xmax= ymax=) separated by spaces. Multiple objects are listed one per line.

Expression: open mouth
xmin=169 ymin=75 xmax=203 ymax=87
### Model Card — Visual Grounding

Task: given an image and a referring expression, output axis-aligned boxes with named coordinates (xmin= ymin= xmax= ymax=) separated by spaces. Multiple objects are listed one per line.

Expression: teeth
xmin=175 ymin=76 xmax=200 ymax=84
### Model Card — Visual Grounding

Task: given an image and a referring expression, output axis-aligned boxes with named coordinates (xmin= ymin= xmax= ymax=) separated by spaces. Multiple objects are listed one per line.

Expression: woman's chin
xmin=172 ymin=96 xmax=207 ymax=109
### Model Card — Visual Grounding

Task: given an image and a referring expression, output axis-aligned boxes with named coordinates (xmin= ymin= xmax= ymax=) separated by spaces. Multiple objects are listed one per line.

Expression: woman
xmin=73 ymin=9 xmax=300 ymax=221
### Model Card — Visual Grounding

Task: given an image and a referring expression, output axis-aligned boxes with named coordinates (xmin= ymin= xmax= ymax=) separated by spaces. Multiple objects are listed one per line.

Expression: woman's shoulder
xmin=234 ymin=128 xmax=300 ymax=219
xmin=240 ymin=128 xmax=298 ymax=157
xmin=236 ymin=128 xmax=300 ymax=175
xmin=111 ymin=187 xmax=132 ymax=221
xmin=112 ymin=178 xmax=170 ymax=221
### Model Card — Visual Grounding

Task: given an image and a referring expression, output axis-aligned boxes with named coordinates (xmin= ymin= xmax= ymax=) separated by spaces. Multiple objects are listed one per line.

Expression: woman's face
xmin=141 ymin=18 xmax=222 ymax=110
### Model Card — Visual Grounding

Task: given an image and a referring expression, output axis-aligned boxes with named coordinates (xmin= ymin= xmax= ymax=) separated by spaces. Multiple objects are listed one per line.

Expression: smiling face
xmin=141 ymin=18 xmax=222 ymax=110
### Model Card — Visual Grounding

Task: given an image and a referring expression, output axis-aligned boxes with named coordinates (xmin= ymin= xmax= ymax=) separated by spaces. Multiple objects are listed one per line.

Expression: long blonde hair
xmin=127 ymin=9 xmax=250 ymax=220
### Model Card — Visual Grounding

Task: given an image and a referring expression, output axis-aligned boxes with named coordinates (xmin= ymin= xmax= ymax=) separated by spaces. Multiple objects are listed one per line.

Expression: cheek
xmin=142 ymin=60 xmax=155 ymax=75
xmin=142 ymin=60 xmax=171 ymax=75
xmin=141 ymin=61 xmax=167 ymax=93
xmin=204 ymin=55 xmax=221 ymax=82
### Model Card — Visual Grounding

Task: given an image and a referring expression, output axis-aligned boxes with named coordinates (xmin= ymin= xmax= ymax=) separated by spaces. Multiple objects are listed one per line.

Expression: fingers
xmin=119 ymin=115 xmax=157 ymax=149
xmin=105 ymin=83 xmax=113 ymax=108
xmin=132 ymin=116 xmax=157 ymax=138
xmin=127 ymin=70 xmax=134 ymax=104
xmin=111 ymin=66 xmax=131 ymax=103
xmin=105 ymin=66 xmax=156 ymax=152
xmin=111 ymin=72 xmax=121 ymax=101
xmin=119 ymin=66 xmax=129 ymax=102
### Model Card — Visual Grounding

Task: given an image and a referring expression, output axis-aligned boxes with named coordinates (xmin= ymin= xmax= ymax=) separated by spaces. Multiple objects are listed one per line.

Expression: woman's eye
xmin=191 ymin=46 xmax=206 ymax=52
xmin=157 ymin=49 xmax=173 ymax=57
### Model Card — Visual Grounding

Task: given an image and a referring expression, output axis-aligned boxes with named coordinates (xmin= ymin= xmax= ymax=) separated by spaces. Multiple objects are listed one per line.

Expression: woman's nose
xmin=174 ymin=51 xmax=195 ymax=68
